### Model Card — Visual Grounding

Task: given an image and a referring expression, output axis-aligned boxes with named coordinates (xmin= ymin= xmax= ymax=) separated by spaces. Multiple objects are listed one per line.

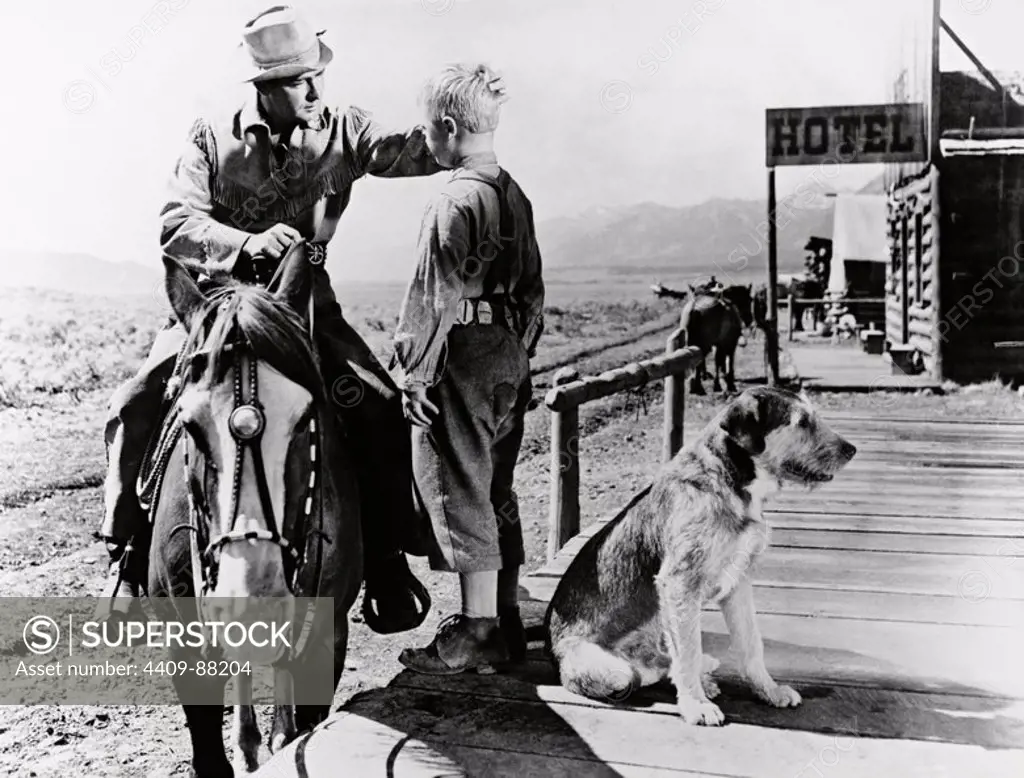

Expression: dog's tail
xmin=555 ymin=637 xmax=638 ymax=702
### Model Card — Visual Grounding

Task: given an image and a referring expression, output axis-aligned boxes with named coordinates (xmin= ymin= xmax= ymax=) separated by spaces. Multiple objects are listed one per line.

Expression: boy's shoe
xmin=498 ymin=605 xmax=527 ymax=663
xmin=398 ymin=613 xmax=509 ymax=676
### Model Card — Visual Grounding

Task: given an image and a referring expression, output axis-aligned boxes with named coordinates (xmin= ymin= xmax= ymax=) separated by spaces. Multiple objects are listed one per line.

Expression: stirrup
xmin=94 ymin=539 xmax=147 ymax=623
xmin=362 ymin=571 xmax=431 ymax=635
xmin=95 ymin=575 xmax=145 ymax=623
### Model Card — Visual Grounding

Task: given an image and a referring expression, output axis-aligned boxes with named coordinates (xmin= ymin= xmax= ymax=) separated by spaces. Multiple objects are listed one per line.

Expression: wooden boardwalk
xmin=257 ymin=410 xmax=1024 ymax=777
xmin=785 ymin=334 xmax=944 ymax=392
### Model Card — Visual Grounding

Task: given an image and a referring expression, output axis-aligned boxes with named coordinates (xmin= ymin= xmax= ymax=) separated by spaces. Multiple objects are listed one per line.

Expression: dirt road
xmin=0 ymin=314 xmax=724 ymax=778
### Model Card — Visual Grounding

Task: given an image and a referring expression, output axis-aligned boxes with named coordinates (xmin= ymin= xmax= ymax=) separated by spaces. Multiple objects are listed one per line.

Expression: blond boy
xmin=392 ymin=63 xmax=545 ymax=674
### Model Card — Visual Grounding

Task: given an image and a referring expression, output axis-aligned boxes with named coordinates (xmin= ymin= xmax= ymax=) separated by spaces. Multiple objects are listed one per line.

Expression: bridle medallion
xmin=229 ymin=404 xmax=265 ymax=440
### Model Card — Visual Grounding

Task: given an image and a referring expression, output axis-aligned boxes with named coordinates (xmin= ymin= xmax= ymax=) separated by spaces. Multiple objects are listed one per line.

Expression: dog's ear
xmin=719 ymin=392 xmax=766 ymax=455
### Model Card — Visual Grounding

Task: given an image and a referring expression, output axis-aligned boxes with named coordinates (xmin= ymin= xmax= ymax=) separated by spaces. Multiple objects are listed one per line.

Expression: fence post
xmin=549 ymin=367 xmax=581 ymax=562
xmin=663 ymin=328 xmax=686 ymax=463
xmin=787 ymin=292 xmax=795 ymax=342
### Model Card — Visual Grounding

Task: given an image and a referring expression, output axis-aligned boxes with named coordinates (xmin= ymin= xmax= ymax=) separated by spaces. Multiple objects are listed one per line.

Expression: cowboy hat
xmin=238 ymin=5 xmax=333 ymax=83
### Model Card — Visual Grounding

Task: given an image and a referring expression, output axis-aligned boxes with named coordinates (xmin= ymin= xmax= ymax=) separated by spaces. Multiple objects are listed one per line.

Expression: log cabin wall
xmin=885 ymin=165 xmax=939 ymax=375
xmin=931 ymin=70 xmax=1024 ymax=384
xmin=937 ymin=154 xmax=1024 ymax=384
xmin=881 ymin=70 xmax=1024 ymax=384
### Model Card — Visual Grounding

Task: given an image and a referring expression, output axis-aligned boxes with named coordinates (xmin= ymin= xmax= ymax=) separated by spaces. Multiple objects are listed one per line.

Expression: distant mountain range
xmin=534 ymin=194 xmax=832 ymax=277
xmin=1 ymin=182 xmax=873 ymax=296
xmin=0 ymin=252 xmax=160 ymax=297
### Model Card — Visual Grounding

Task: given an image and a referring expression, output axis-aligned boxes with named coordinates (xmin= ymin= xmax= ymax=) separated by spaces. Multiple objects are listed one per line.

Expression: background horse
xmin=679 ymin=290 xmax=745 ymax=395
xmin=144 ymin=249 xmax=362 ymax=777
xmin=753 ymin=283 xmax=768 ymax=331
xmin=788 ymin=275 xmax=826 ymax=332
xmin=719 ymin=284 xmax=753 ymax=331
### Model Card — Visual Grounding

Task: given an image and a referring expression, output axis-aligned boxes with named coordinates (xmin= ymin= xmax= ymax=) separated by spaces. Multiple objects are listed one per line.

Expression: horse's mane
xmin=184 ymin=278 xmax=327 ymax=406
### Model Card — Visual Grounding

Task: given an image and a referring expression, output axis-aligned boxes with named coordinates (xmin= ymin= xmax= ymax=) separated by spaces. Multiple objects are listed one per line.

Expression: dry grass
xmin=0 ymin=284 xmax=678 ymax=409
xmin=0 ymin=289 xmax=161 ymax=407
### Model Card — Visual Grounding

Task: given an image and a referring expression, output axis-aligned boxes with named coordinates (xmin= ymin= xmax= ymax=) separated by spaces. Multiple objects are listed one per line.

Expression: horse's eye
xmin=183 ymin=419 xmax=214 ymax=463
xmin=187 ymin=354 xmax=208 ymax=380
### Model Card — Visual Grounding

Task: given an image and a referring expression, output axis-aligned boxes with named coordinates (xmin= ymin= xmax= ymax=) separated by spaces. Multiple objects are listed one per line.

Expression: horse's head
xmin=163 ymin=247 xmax=325 ymax=662
xmin=722 ymin=284 xmax=754 ymax=328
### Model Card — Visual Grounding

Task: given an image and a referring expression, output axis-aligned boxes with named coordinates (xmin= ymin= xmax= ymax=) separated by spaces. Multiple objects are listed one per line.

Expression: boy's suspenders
xmin=451 ymin=168 xmax=521 ymax=334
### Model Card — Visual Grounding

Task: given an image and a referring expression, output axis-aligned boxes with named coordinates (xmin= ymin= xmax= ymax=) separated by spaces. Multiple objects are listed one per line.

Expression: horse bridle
xmin=171 ymin=309 xmax=328 ymax=603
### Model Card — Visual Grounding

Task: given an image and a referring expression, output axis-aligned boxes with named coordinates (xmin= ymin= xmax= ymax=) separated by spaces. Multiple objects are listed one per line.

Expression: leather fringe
xmin=211 ymin=163 xmax=351 ymax=221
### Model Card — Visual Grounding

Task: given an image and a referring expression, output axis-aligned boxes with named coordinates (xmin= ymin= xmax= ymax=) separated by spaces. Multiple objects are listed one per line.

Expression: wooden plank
xmin=828 ymin=428 xmax=1024 ymax=444
xmin=812 ymin=412 xmax=1024 ymax=427
xmin=392 ymin=660 xmax=1024 ymax=751
xmin=776 ymin=480 xmax=1024 ymax=502
xmin=817 ymin=424 xmax=1024 ymax=441
xmin=770 ymin=489 xmax=1024 ymax=511
xmin=675 ymin=420 xmax=1024 ymax=442
xmin=767 ymin=511 xmax=1024 ymax=537
xmin=286 ymin=686 xmax=1024 ymax=777
xmin=767 ymin=528 xmax=1024 ymax=555
xmin=782 ymin=485 xmax=1024 ymax=505
xmin=827 ymin=437 xmax=1024 ymax=452
xmin=540 ymin=547 xmax=1024 ymax=600
xmin=768 ymin=495 xmax=1024 ymax=520
xmin=521 ymin=575 xmax=1024 ymax=628
xmin=803 ymin=464 xmax=1024 ymax=481
xmin=254 ymin=710 xmax=704 ymax=777
xmin=699 ymin=612 xmax=1024 ymax=699
xmin=578 ymin=498 xmax=1024 ymax=544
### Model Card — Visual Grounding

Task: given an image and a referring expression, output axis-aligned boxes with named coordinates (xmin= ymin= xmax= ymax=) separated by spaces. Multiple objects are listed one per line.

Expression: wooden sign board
xmin=765 ymin=103 xmax=927 ymax=167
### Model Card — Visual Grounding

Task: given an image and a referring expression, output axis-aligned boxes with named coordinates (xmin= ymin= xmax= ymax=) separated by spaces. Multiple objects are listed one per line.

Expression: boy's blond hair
xmin=420 ymin=62 xmax=509 ymax=133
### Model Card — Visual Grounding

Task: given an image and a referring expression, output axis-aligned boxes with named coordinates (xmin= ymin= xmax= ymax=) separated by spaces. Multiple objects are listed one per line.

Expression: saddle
xmin=136 ymin=338 xmax=193 ymax=520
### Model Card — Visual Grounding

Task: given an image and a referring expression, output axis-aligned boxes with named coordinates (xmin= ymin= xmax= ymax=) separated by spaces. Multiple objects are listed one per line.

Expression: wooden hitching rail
xmin=542 ymin=327 xmax=704 ymax=561
xmin=787 ymin=295 xmax=887 ymax=341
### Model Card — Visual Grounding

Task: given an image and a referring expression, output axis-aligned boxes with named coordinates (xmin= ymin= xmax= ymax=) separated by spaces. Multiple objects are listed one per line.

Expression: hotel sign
xmin=765 ymin=103 xmax=927 ymax=166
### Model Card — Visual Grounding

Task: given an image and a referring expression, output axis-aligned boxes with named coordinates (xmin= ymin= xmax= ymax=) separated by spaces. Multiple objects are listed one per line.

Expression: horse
xmin=752 ymin=283 xmax=768 ymax=331
xmin=788 ymin=275 xmax=826 ymax=332
xmin=142 ymin=247 xmax=362 ymax=777
xmin=651 ymin=279 xmax=752 ymax=321
xmin=718 ymin=284 xmax=753 ymax=330
xmin=652 ymin=281 xmax=751 ymax=394
xmin=650 ymin=277 xmax=723 ymax=301
xmin=679 ymin=291 xmax=745 ymax=395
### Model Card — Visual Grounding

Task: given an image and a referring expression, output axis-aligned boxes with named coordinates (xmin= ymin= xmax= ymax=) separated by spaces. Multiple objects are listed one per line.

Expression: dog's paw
xmin=758 ymin=683 xmax=801 ymax=708
xmin=701 ymin=654 xmax=720 ymax=674
xmin=678 ymin=699 xmax=725 ymax=726
xmin=701 ymin=674 xmax=721 ymax=700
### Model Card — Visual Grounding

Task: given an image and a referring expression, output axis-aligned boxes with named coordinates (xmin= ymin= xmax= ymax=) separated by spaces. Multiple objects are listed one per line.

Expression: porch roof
xmin=940 ymin=137 xmax=1024 ymax=156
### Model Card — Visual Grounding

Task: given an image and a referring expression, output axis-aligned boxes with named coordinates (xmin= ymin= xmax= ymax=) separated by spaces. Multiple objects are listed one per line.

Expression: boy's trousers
xmin=412 ymin=322 xmax=530 ymax=574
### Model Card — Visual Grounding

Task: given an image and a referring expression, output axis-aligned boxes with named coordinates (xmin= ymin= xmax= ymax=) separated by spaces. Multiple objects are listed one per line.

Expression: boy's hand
xmin=402 ymin=388 xmax=440 ymax=429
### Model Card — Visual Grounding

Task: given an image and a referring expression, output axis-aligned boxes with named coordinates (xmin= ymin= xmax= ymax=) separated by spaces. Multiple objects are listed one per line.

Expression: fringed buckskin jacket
xmin=159 ymin=97 xmax=442 ymax=277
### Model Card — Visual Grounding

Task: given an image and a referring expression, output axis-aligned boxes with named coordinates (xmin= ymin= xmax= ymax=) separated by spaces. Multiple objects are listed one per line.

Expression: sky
xmin=2 ymin=0 xmax=1022 ymax=280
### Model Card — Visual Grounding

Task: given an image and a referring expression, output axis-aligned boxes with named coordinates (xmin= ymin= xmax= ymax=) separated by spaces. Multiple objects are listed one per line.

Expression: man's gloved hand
xmin=239 ymin=224 xmax=304 ymax=285
xmin=361 ymin=552 xmax=432 ymax=635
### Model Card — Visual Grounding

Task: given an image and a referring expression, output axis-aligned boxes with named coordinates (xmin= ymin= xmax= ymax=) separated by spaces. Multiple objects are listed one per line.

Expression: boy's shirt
xmin=392 ymin=151 xmax=545 ymax=392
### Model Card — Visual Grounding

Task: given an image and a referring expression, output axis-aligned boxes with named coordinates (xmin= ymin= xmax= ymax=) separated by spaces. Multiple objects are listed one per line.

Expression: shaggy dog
xmin=544 ymin=386 xmax=856 ymax=725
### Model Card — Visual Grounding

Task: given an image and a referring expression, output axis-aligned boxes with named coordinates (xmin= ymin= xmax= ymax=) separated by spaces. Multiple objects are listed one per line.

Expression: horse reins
xmin=152 ymin=251 xmax=329 ymax=658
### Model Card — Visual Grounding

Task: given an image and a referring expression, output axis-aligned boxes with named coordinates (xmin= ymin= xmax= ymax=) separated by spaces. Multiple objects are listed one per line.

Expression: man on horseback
xmin=97 ymin=5 xmax=438 ymax=633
